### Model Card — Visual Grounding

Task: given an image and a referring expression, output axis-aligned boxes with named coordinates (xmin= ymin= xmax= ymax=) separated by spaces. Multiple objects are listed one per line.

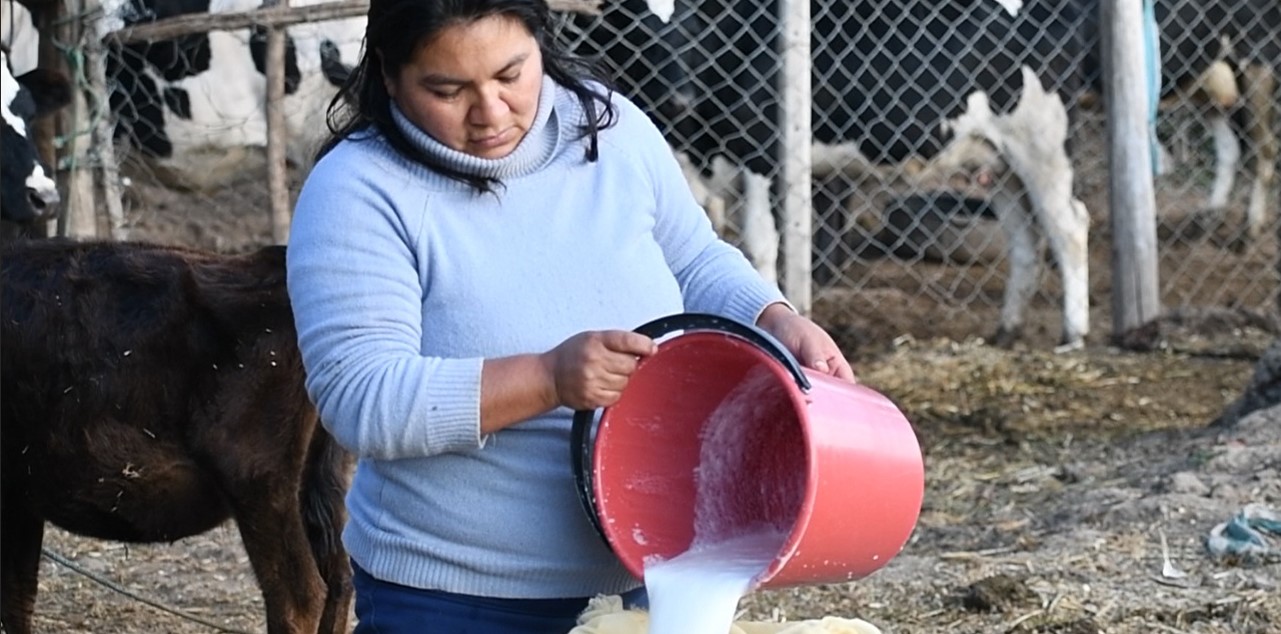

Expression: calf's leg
xmin=990 ymin=190 xmax=1041 ymax=348
xmin=229 ymin=478 xmax=330 ymax=634
xmin=0 ymin=500 xmax=45 ymax=634
xmin=202 ymin=403 xmax=336 ymax=633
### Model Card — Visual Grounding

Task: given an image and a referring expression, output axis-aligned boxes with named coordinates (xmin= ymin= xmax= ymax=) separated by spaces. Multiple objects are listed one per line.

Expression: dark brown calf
xmin=1 ymin=239 xmax=352 ymax=634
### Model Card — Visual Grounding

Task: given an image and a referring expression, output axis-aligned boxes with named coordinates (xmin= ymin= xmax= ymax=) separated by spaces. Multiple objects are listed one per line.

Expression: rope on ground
xmin=40 ymin=547 xmax=258 ymax=634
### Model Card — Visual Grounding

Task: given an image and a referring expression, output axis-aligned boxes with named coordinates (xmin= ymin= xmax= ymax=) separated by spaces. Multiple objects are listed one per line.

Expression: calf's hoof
xmin=990 ymin=326 xmax=1020 ymax=349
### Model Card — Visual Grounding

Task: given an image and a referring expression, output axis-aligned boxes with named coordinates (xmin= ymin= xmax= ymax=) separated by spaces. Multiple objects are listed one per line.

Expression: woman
xmin=285 ymin=0 xmax=855 ymax=632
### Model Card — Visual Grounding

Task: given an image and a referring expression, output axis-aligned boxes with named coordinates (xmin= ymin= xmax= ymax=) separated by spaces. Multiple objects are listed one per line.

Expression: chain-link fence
xmin=91 ymin=0 xmax=367 ymax=246
xmin=556 ymin=0 xmax=1279 ymax=346
xmin=32 ymin=0 xmax=1281 ymax=345
xmin=1148 ymin=0 xmax=1278 ymax=311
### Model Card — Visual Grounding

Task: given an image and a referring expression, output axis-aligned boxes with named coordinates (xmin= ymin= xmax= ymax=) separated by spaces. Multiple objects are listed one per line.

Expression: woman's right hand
xmin=541 ymin=330 xmax=657 ymax=410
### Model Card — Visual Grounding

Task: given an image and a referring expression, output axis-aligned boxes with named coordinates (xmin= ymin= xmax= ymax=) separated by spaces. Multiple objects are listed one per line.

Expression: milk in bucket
xmin=644 ymin=367 xmax=795 ymax=634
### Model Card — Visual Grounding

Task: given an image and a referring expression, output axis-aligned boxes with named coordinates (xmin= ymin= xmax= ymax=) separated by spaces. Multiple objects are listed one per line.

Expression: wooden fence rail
xmin=107 ymin=0 xmax=601 ymax=44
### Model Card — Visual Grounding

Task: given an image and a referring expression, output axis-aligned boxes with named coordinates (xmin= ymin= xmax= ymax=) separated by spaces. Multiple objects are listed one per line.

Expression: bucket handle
xmin=571 ymin=312 xmax=811 ymax=543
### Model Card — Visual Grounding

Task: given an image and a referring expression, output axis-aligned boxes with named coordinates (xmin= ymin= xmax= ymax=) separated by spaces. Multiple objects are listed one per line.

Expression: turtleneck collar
xmin=389 ymin=74 xmax=561 ymax=181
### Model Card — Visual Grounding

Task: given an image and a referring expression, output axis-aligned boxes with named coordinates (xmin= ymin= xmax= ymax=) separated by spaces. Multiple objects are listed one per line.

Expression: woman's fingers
xmin=600 ymin=330 xmax=658 ymax=357
xmin=550 ymin=330 xmax=656 ymax=410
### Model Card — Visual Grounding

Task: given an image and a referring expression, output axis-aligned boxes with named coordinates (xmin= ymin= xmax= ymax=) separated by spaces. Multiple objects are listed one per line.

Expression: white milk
xmin=644 ymin=530 xmax=785 ymax=634
xmin=644 ymin=366 xmax=800 ymax=634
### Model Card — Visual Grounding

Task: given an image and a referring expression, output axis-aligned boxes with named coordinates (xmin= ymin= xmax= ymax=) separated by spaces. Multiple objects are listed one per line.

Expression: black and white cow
xmin=562 ymin=0 xmax=696 ymax=142
xmin=869 ymin=0 xmax=1279 ymax=265
xmin=560 ymin=1 xmax=762 ymax=261
xmin=1079 ymin=0 xmax=1279 ymax=246
xmin=1 ymin=0 xmax=41 ymax=75
xmin=617 ymin=0 xmax=1093 ymax=348
xmin=819 ymin=0 xmax=1092 ymax=349
xmin=2 ymin=1 xmax=71 ymax=224
xmin=0 ymin=51 xmax=69 ymax=223
xmin=1150 ymin=0 xmax=1278 ymax=245
xmin=106 ymin=0 xmax=361 ymax=190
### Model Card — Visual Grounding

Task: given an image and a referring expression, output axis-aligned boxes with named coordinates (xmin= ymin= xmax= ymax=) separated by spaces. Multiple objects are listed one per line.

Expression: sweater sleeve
xmin=286 ymin=145 xmax=483 ymax=459
xmin=616 ymin=97 xmax=788 ymax=325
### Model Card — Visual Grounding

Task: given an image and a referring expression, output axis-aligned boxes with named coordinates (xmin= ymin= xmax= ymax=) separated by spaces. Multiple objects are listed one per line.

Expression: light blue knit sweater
xmin=286 ymin=75 xmax=786 ymax=598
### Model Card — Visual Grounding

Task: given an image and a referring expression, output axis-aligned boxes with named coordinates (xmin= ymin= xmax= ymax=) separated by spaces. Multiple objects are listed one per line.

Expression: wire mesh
xmin=556 ymin=0 xmax=1279 ymax=343
xmin=48 ymin=0 xmax=1280 ymax=342
xmin=82 ymin=0 xmax=363 ymax=246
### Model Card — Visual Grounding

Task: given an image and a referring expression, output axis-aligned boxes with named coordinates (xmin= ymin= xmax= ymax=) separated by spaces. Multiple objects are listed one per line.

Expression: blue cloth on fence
xmin=1142 ymin=0 xmax=1163 ymax=175
xmin=351 ymin=562 xmax=649 ymax=634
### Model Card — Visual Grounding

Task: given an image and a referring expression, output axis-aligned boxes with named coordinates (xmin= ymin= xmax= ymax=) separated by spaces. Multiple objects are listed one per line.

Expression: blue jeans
xmin=351 ymin=562 xmax=648 ymax=634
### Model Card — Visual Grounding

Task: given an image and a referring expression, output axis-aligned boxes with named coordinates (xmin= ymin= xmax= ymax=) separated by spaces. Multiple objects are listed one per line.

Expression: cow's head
xmin=2 ymin=50 xmax=71 ymax=224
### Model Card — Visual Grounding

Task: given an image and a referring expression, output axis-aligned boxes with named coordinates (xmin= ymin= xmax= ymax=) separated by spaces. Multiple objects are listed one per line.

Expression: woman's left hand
xmin=755 ymin=303 xmax=856 ymax=382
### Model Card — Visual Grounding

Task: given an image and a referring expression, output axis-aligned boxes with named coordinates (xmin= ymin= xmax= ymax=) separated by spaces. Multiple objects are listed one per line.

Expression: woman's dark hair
xmin=319 ymin=0 xmax=618 ymax=193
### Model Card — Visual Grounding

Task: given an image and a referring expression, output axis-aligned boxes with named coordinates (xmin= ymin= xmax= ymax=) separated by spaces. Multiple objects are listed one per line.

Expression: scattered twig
xmin=1149 ymin=574 xmax=1198 ymax=589
xmin=1158 ymin=529 xmax=1188 ymax=579
xmin=1090 ymin=599 xmax=1117 ymax=622
xmin=1148 ymin=529 xmax=1202 ymax=588
xmin=1004 ymin=608 xmax=1045 ymax=629
xmin=939 ymin=546 xmax=1018 ymax=560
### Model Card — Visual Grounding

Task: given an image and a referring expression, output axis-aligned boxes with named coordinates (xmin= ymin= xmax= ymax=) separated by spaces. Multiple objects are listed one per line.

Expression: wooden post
xmin=263 ymin=0 xmax=291 ymax=244
xmin=83 ymin=23 xmax=127 ymax=239
xmin=1103 ymin=0 xmax=1160 ymax=338
xmin=59 ymin=0 xmax=98 ymax=238
xmin=778 ymin=0 xmax=812 ymax=313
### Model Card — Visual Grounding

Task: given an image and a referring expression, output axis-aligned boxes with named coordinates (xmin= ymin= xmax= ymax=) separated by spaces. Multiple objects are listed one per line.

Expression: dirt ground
xmin=31 ymin=307 xmax=1280 ymax=634
xmin=26 ymin=151 xmax=1281 ymax=634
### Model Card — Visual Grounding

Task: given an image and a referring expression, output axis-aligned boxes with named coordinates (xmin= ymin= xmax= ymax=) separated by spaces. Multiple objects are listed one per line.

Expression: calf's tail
xmin=300 ymin=419 xmax=353 ymax=624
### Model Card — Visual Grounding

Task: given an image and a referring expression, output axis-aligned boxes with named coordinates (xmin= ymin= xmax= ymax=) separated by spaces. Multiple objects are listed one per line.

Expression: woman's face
xmin=384 ymin=14 xmax=544 ymax=160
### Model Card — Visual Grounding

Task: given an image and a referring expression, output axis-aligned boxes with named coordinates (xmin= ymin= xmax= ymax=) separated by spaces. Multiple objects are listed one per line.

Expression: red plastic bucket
xmin=572 ymin=313 xmax=924 ymax=589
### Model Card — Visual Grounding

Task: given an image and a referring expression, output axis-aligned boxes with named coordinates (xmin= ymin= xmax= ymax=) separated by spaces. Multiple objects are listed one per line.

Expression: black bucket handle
xmin=570 ymin=312 xmax=811 ymax=544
